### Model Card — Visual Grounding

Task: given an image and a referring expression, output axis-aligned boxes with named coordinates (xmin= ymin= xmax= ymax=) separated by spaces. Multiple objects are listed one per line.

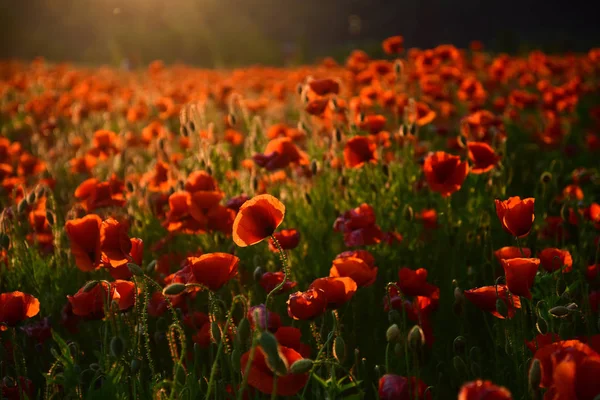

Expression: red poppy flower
xmin=309 ymin=277 xmax=357 ymax=309
xmin=287 ymin=288 xmax=328 ymax=320
xmin=501 ymin=258 xmax=540 ymax=299
xmin=525 ymin=333 xmax=561 ymax=353
xmin=330 ymin=255 xmax=378 ymax=287
xmin=334 ymin=204 xmax=377 ymax=232
xmin=533 ymin=340 xmax=600 ymax=388
xmin=382 ymin=36 xmax=404 ymax=55
xmin=464 ymin=285 xmax=522 ymax=319
xmin=467 ymin=142 xmax=499 ymax=174
xmin=539 ymin=248 xmax=573 ymax=273
xmin=232 ymin=194 xmax=285 ymax=247
xmin=189 ymin=253 xmax=239 ymax=291
xmin=0 ymin=291 xmax=40 ymax=329
xmin=308 ymin=78 xmax=340 ymax=96
xmin=65 ymin=214 xmax=102 ymax=272
xmin=240 ymin=345 xmax=309 ymax=396
xmin=184 ymin=312 xmax=211 ymax=348
xmin=396 ymin=268 xmax=439 ymax=298
xmin=67 ymin=282 xmax=115 ymax=319
xmin=494 ymin=197 xmax=535 ymax=238
xmin=458 ymin=380 xmax=512 ymax=400
xmin=129 ymin=238 xmax=144 ymax=266
xmin=253 ymin=137 xmax=309 ymax=171
xmin=494 ymin=246 xmax=532 ymax=263
xmin=268 ymin=229 xmax=301 ymax=252
xmin=423 ymin=151 xmax=469 ymax=197
xmin=378 ymin=374 xmax=430 ymax=400
xmin=274 ymin=326 xmax=311 ymax=358
xmin=100 ymin=218 xmax=132 ymax=268
xmin=260 ymin=272 xmax=298 ymax=294
xmin=344 ymin=136 xmax=378 ymax=168
xmin=417 ymin=209 xmax=438 ymax=229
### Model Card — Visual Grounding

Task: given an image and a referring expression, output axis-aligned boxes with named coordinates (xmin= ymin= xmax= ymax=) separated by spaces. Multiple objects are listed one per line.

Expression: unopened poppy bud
xmin=388 ymin=309 xmax=401 ymax=325
xmin=125 ymin=180 xmax=135 ymax=193
xmin=110 ymin=336 xmax=125 ymax=358
xmin=382 ymin=163 xmax=390 ymax=179
xmin=252 ymin=176 xmax=259 ymax=192
xmin=536 ymin=316 xmax=548 ymax=334
xmin=154 ymin=331 xmax=165 ymax=343
xmin=408 ymin=325 xmax=425 ymax=350
xmin=394 ymin=342 xmax=403 ymax=357
xmin=410 ymin=123 xmax=417 ymax=135
xmin=83 ymin=280 xmax=99 ymax=293
xmin=259 ymin=331 xmax=288 ymax=376
xmin=236 ymin=317 xmax=251 ymax=347
xmin=495 ymin=298 xmax=508 ymax=318
xmin=290 ymin=358 xmax=314 ymax=374
xmin=549 ymin=306 xmax=569 ymax=318
xmin=127 ymin=263 xmax=144 ymax=277
xmin=253 ymin=267 xmax=264 ymax=282
xmin=0 ymin=233 xmax=9 ymax=249
xmin=145 ymin=259 xmax=157 ymax=274
xmin=310 ymin=160 xmax=318 ymax=175
xmin=374 ymin=365 xmax=382 ymax=379
xmin=296 ymin=83 xmax=304 ymax=95
xmin=540 ymin=172 xmax=552 ymax=184
xmin=454 ymin=287 xmax=464 ymax=304
xmin=453 ymin=336 xmax=466 ymax=354
xmin=17 ymin=198 xmax=28 ymax=214
xmin=227 ymin=113 xmax=237 ymax=126
xmin=27 ymin=190 xmax=36 ymax=205
xmin=556 ymin=278 xmax=567 ymax=296
xmin=386 ymin=324 xmax=401 ymax=343
xmin=231 ymin=348 xmax=241 ymax=371
xmin=470 ymin=362 xmax=481 ymax=376
xmin=334 ymin=128 xmax=343 ymax=143
xmin=130 ymin=358 xmax=141 ymax=373
xmin=529 ymin=358 xmax=541 ymax=390
xmin=210 ymin=321 xmax=221 ymax=343
xmin=469 ymin=346 xmax=481 ymax=362
xmin=304 ymin=192 xmax=312 ymax=205
xmin=163 ymin=283 xmax=186 ymax=296
xmin=394 ymin=59 xmax=403 ymax=76
xmin=566 ymin=302 xmax=578 ymax=311
xmin=358 ymin=112 xmax=365 ymax=124
xmin=188 ymin=121 xmax=196 ymax=132
xmin=156 ymin=317 xmax=168 ymax=332
xmin=453 ymin=355 xmax=468 ymax=376
xmin=403 ymin=205 xmax=414 ymax=221
xmin=45 ymin=210 xmax=55 ymax=226
xmin=333 ymin=336 xmax=346 ymax=363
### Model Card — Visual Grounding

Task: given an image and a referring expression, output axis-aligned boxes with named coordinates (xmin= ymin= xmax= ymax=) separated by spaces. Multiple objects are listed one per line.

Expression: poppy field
xmin=1 ymin=38 xmax=600 ymax=399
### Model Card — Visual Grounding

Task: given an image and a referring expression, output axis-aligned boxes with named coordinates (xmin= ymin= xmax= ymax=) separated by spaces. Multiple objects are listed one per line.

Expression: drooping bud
xmin=162 ymin=283 xmax=187 ymax=296
xmin=290 ymin=358 xmax=314 ymax=374
xmin=83 ymin=280 xmax=99 ymax=293
xmin=127 ymin=263 xmax=144 ymax=277
xmin=388 ymin=310 xmax=401 ymax=325
xmin=529 ymin=358 xmax=541 ymax=391
xmin=259 ymin=331 xmax=288 ymax=376
xmin=310 ymin=160 xmax=319 ymax=176
xmin=548 ymin=306 xmax=569 ymax=318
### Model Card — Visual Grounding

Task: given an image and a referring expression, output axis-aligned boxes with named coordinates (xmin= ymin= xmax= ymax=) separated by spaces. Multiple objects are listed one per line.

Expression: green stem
xmin=238 ymin=333 xmax=259 ymax=400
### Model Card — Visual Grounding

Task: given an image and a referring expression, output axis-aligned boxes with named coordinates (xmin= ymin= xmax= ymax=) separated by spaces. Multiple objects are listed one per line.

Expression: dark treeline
xmin=1 ymin=0 xmax=599 ymax=67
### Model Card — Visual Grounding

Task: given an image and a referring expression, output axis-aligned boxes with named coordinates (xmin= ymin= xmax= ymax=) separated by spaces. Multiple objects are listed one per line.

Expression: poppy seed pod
xmin=548 ymin=306 xmax=569 ymax=318
xmin=290 ymin=358 xmax=314 ymax=374
xmin=528 ymin=358 xmax=541 ymax=391
xmin=334 ymin=336 xmax=346 ymax=363
xmin=386 ymin=324 xmax=401 ymax=343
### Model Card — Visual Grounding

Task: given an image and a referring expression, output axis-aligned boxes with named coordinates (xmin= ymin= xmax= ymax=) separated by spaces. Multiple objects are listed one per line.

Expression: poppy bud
xmin=17 ymin=198 xmax=28 ymax=214
xmin=110 ymin=336 xmax=125 ymax=358
xmin=231 ymin=348 xmax=241 ymax=371
xmin=386 ymin=324 xmax=401 ymax=343
xmin=236 ymin=317 xmax=251 ymax=348
xmin=540 ymin=172 xmax=552 ymax=185
xmin=310 ymin=159 xmax=318 ymax=175
xmin=127 ymin=263 xmax=144 ymax=277
xmin=453 ymin=356 xmax=468 ymax=377
xmin=382 ymin=163 xmax=390 ymax=179
xmin=180 ymin=125 xmax=189 ymax=137
xmin=556 ymin=278 xmax=567 ymax=296
xmin=495 ymin=298 xmax=508 ymax=318
xmin=210 ymin=321 xmax=221 ymax=343
xmin=130 ymin=358 xmax=141 ymax=373
xmin=45 ymin=210 xmax=56 ymax=226
xmin=529 ymin=358 xmax=541 ymax=391
xmin=394 ymin=342 xmax=403 ymax=357
xmin=290 ymin=358 xmax=314 ymax=374
xmin=163 ymin=283 xmax=186 ymax=296
xmin=145 ymin=259 xmax=157 ymax=274
xmin=259 ymin=331 xmax=288 ymax=376
xmin=188 ymin=121 xmax=196 ymax=132
xmin=566 ymin=302 xmax=578 ymax=311
xmin=26 ymin=190 xmax=36 ymax=205
xmin=536 ymin=316 xmax=548 ymax=334
xmin=470 ymin=362 xmax=481 ymax=377
xmin=154 ymin=331 xmax=165 ymax=344
xmin=374 ymin=365 xmax=382 ymax=379
xmin=0 ymin=232 xmax=9 ymax=249
xmin=83 ymin=280 xmax=99 ymax=293
xmin=469 ymin=346 xmax=481 ymax=362
xmin=358 ymin=112 xmax=365 ymax=124
xmin=549 ymin=306 xmax=569 ymax=318
xmin=296 ymin=83 xmax=304 ymax=95
xmin=253 ymin=267 xmax=264 ymax=282
xmin=409 ymin=123 xmax=417 ymax=136
xmin=407 ymin=325 xmax=425 ymax=350
xmin=90 ymin=363 xmax=101 ymax=371
xmin=388 ymin=310 xmax=401 ymax=325
xmin=333 ymin=336 xmax=346 ymax=363
xmin=304 ymin=192 xmax=312 ymax=205
xmin=252 ymin=176 xmax=259 ymax=192
xmin=227 ymin=113 xmax=237 ymax=126
xmin=403 ymin=205 xmax=414 ymax=222
xmin=334 ymin=128 xmax=343 ymax=143
xmin=453 ymin=336 xmax=466 ymax=354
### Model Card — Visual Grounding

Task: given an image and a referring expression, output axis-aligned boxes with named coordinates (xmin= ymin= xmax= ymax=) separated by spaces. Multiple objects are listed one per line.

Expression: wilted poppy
xmin=378 ymin=374 xmax=430 ymax=400
xmin=330 ymin=256 xmax=378 ymax=287
xmin=268 ymin=229 xmax=301 ymax=252
xmin=467 ymin=142 xmax=499 ymax=174
xmin=240 ymin=344 xmax=309 ymax=396
xmin=0 ymin=291 xmax=40 ymax=329
xmin=65 ymin=214 xmax=102 ymax=272
xmin=344 ymin=136 xmax=378 ymax=168
xmin=501 ymin=258 xmax=540 ymax=299
xmin=539 ymin=248 xmax=573 ymax=273
xmin=259 ymin=271 xmax=298 ymax=294
xmin=189 ymin=253 xmax=239 ymax=291
xmin=494 ymin=197 xmax=535 ymax=238
xmin=287 ymin=288 xmax=328 ymax=320
xmin=458 ymin=380 xmax=512 ymax=400
xmin=464 ymin=285 xmax=522 ymax=319
xmin=423 ymin=151 xmax=469 ymax=197
xmin=232 ymin=194 xmax=285 ymax=247
xmin=309 ymin=277 xmax=357 ymax=309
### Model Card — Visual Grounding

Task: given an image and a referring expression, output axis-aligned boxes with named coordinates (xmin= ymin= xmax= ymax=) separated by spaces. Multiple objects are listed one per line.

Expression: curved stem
xmin=264 ymin=235 xmax=290 ymax=328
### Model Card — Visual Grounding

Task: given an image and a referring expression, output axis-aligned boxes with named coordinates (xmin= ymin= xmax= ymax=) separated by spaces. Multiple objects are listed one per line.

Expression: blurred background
xmin=1 ymin=0 xmax=600 ymax=67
